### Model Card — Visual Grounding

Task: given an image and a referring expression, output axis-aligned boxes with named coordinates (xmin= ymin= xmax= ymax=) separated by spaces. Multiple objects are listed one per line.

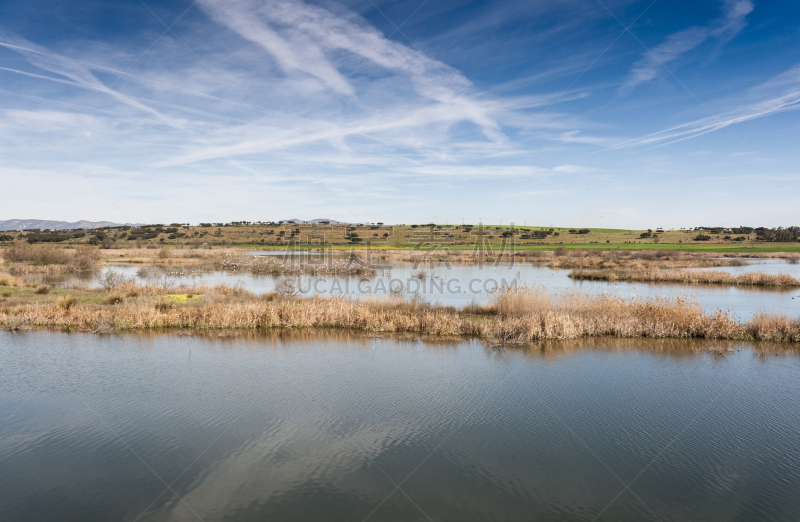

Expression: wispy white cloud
xmin=196 ymin=0 xmax=505 ymax=140
xmin=602 ymin=62 xmax=800 ymax=150
xmin=620 ymin=0 xmax=754 ymax=94
xmin=0 ymin=0 xmax=593 ymax=224
xmin=2 ymin=0 xmax=794 ymax=227
xmin=0 ymin=33 xmax=180 ymax=127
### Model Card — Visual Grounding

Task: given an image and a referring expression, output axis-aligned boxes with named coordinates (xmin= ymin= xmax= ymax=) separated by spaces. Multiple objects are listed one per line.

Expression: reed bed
xmin=201 ymin=252 xmax=377 ymax=277
xmin=1 ymin=283 xmax=798 ymax=344
xmin=2 ymin=245 xmax=102 ymax=273
xmin=384 ymin=248 xmax=750 ymax=271
xmin=568 ymin=269 xmax=800 ymax=287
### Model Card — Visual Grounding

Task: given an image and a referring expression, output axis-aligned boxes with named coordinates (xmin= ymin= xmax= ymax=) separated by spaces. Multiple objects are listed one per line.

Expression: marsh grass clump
xmin=105 ymin=294 xmax=124 ymax=305
xmin=261 ymin=291 xmax=279 ymax=302
xmin=0 ymin=274 xmax=21 ymax=287
xmin=154 ymin=300 xmax=175 ymax=312
xmin=58 ymin=296 xmax=77 ymax=311
xmin=35 ymin=285 xmax=51 ymax=295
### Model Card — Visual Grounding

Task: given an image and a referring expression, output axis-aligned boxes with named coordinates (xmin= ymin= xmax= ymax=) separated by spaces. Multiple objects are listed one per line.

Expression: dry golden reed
xmin=569 ymin=269 xmax=800 ymax=287
xmin=2 ymin=245 xmax=102 ymax=273
xmin=1 ymin=283 xmax=798 ymax=343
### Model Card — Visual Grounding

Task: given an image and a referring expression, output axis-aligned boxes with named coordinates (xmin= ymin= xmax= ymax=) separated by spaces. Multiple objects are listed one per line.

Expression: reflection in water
xmin=1 ymin=331 xmax=799 ymax=521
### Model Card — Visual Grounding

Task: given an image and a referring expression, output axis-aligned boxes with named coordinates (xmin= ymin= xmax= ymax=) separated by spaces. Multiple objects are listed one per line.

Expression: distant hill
xmin=0 ymin=219 xmax=144 ymax=231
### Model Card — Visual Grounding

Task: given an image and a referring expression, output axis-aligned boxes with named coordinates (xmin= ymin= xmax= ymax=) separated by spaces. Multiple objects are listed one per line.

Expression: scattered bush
xmin=35 ymin=285 xmax=51 ymax=294
xmin=70 ymin=247 xmax=102 ymax=271
xmin=100 ymin=270 xmax=131 ymax=290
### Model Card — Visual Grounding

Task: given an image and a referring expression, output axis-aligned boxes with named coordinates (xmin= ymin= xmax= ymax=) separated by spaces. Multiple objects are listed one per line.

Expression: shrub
xmin=58 ymin=296 xmax=77 ymax=311
xmin=157 ymin=248 xmax=171 ymax=259
xmin=554 ymin=246 xmax=568 ymax=256
xmin=35 ymin=285 xmax=51 ymax=294
xmin=3 ymin=245 xmax=70 ymax=265
xmin=69 ymin=247 xmax=102 ymax=271
xmin=100 ymin=270 xmax=131 ymax=290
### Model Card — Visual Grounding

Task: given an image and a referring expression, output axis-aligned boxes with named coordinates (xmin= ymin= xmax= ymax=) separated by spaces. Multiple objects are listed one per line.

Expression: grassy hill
xmin=1 ymin=223 xmax=798 ymax=253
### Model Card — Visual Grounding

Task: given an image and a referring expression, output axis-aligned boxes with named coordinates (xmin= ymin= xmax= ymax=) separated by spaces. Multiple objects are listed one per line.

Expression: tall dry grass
xmin=569 ymin=269 xmax=800 ymax=287
xmin=2 ymin=245 xmax=102 ymax=272
xmin=2 ymin=283 xmax=798 ymax=343
xmin=544 ymin=250 xmax=747 ymax=270
xmin=202 ymin=252 xmax=377 ymax=277
xmin=382 ymin=248 xmax=752 ymax=271
xmin=0 ymin=272 xmax=21 ymax=287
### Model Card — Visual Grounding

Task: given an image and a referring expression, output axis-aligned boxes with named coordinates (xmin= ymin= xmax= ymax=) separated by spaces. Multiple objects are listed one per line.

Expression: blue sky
xmin=0 ymin=0 xmax=798 ymax=227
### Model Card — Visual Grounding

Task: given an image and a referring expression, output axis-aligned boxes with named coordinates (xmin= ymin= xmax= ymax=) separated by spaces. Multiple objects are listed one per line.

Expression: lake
xmin=1 ymin=331 xmax=799 ymax=521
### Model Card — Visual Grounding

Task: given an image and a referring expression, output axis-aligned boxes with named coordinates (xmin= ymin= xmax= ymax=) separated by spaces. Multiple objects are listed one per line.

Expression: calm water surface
xmin=1 ymin=331 xmax=799 ymax=521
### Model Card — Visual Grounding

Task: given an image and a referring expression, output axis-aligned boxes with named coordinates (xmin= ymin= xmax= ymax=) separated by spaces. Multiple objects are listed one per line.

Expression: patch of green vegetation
xmin=165 ymin=293 xmax=202 ymax=303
